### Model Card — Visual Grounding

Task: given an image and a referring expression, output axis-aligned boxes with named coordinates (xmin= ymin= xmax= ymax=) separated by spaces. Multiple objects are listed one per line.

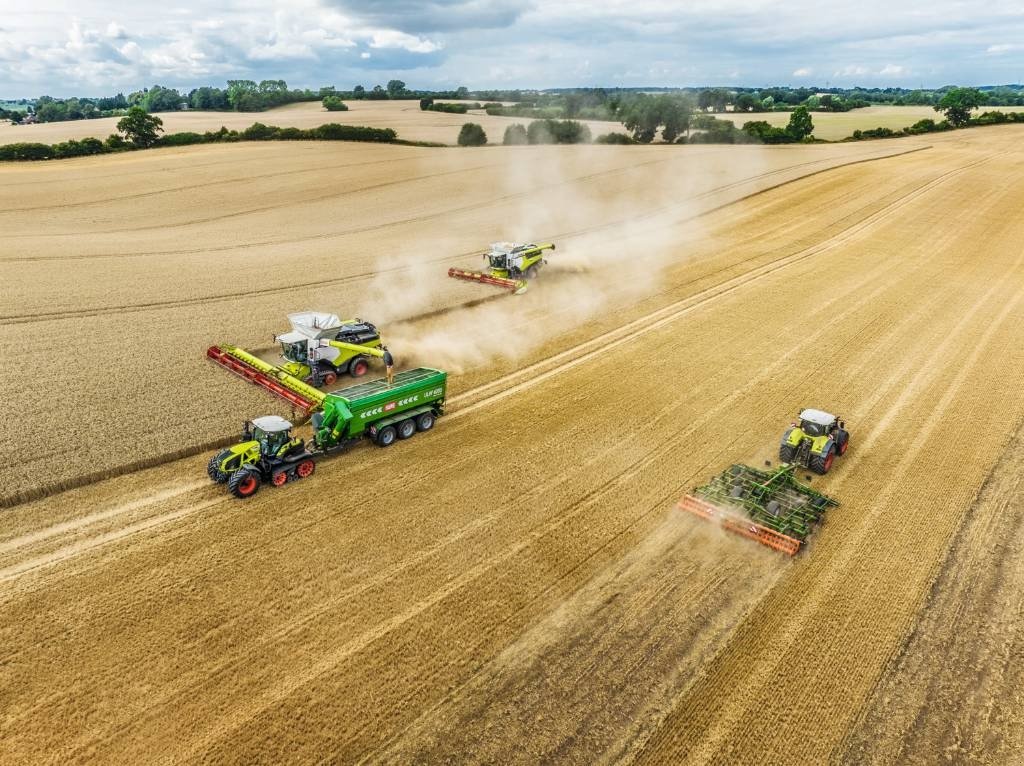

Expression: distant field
xmin=711 ymin=104 xmax=1024 ymax=140
xmin=2 ymin=101 xmax=1023 ymax=147
xmin=0 ymin=100 xmax=612 ymax=147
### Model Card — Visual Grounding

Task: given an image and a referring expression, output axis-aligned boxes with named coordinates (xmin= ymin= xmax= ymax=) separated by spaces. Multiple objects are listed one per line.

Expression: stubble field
xmin=2 ymin=121 xmax=1024 ymax=764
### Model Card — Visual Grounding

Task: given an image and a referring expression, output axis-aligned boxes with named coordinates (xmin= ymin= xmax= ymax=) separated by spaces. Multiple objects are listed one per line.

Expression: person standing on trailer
xmin=383 ymin=346 xmax=395 ymax=386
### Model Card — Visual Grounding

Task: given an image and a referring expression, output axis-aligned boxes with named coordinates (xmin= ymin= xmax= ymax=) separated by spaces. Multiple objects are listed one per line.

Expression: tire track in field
xmin=0 ymin=146 xmax=939 ymax=325
xmin=2 ymin=143 xmax=923 ymax=262
xmin=0 ymin=153 xmax=420 ymax=212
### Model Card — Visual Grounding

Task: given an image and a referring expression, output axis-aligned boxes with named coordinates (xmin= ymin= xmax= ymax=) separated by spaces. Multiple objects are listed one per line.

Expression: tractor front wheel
xmin=836 ymin=429 xmax=850 ymax=455
xmin=207 ymin=452 xmax=230 ymax=483
xmin=228 ymin=468 xmax=262 ymax=499
xmin=809 ymin=448 xmax=835 ymax=475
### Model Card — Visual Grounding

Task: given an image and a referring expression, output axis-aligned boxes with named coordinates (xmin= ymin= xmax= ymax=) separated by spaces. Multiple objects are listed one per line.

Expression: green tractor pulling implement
xmin=678 ymin=409 xmax=847 ymax=555
xmin=448 ymin=242 xmax=556 ymax=294
xmin=207 ymin=368 xmax=447 ymax=498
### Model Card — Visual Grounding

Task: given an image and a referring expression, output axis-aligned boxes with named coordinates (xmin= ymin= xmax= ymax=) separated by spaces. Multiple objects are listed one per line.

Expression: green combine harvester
xmin=207 ymin=367 xmax=447 ymax=498
xmin=678 ymin=409 xmax=846 ymax=555
xmin=448 ymin=242 xmax=556 ymax=294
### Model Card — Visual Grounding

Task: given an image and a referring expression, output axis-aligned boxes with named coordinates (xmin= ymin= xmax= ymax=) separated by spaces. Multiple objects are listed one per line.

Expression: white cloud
xmin=368 ymin=29 xmax=443 ymax=53
xmin=792 ymin=67 xmax=812 ymax=76
xmin=986 ymin=43 xmax=1016 ymax=54
xmin=879 ymin=64 xmax=907 ymax=75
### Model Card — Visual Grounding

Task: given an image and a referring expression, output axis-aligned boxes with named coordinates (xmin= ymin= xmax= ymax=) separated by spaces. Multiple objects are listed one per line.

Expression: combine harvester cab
xmin=275 ymin=311 xmax=385 ymax=386
xmin=679 ymin=462 xmax=838 ymax=556
xmin=448 ymin=242 xmax=555 ymax=295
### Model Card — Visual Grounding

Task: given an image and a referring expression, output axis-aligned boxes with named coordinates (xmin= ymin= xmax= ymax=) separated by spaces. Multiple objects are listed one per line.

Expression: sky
xmin=1 ymin=0 xmax=1023 ymax=97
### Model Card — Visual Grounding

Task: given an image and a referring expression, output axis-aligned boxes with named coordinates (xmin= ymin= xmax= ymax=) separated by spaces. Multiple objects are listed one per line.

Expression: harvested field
xmin=2 ymin=123 xmax=1024 ymax=764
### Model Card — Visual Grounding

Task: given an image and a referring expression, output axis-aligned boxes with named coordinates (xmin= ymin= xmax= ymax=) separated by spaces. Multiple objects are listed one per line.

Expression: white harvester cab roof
xmin=251 ymin=415 xmax=293 ymax=433
xmin=275 ymin=330 xmax=307 ymax=344
xmin=800 ymin=408 xmax=836 ymax=426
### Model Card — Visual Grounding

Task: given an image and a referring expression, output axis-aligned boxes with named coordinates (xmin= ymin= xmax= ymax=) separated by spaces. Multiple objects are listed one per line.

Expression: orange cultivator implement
xmin=678 ymin=463 xmax=838 ymax=556
xmin=447 ymin=267 xmax=527 ymax=294
xmin=207 ymin=344 xmax=325 ymax=413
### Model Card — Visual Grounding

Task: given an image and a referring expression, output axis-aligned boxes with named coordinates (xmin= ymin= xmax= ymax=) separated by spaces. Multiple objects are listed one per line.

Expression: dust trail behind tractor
xmin=207 ymin=344 xmax=325 ymax=413
xmin=678 ymin=463 xmax=838 ymax=555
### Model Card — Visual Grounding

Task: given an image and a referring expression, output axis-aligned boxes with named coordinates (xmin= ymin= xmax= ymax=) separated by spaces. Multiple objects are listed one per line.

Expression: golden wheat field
xmin=2 ymin=121 xmax=1024 ymax=764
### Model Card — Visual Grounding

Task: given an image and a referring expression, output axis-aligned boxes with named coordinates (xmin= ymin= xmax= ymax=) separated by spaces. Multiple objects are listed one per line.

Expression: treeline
xmin=848 ymin=110 xmax=1024 ymax=141
xmin=0 ymin=109 xmax=399 ymax=161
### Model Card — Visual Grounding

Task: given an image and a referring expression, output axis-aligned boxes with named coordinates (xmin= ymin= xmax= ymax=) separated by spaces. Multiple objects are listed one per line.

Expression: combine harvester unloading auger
xmin=448 ymin=242 xmax=556 ymax=295
xmin=678 ymin=409 xmax=848 ymax=555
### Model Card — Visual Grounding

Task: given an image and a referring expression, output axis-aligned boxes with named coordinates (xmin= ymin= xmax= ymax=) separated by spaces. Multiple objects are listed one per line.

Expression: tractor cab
xmin=246 ymin=415 xmax=296 ymax=458
xmin=798 ymin=408 xmax=838 ymax=437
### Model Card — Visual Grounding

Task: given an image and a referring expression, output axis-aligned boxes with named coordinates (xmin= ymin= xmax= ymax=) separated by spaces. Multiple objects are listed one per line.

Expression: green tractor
xmin=779 ymin=408 xmax=850 ymax=475
xmin=207 ymin=416 xmax=316 ymax=498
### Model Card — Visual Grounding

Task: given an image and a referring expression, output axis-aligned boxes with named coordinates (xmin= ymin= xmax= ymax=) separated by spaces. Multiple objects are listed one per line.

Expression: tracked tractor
xmin=207 ymin=416 xmax=317 ymax=498
xmin=448 ymin=242 xmax=556 ymax=294
xmin=779 ymin=409 xmax=849 ymax=475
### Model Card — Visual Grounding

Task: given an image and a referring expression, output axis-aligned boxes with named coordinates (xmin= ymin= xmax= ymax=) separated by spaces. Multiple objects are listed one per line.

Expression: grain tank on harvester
xmin=678 ymin=409 xmax=848 ymax=555
xmin=448 ymin=242 xmax=556 ymax=294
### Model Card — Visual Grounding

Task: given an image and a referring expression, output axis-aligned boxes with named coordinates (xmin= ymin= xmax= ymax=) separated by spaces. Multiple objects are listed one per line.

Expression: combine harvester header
xmin=207 ymin=344 xmax=325 ymax=413
xmin=679 ymin=462 xmax=838 ymax=555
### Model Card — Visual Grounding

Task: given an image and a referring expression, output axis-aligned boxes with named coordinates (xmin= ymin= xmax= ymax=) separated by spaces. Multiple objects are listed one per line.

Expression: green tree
xmin=458 ymin=122 xmax=487 ymax=146
xmin=116 ymin=106 xmax=164 ymax=147
xmin=386 ymin=79 xmax=407 ymax=98
xmin=353 ymin=85 xmax=366 ymax=100
xmin=934 ymin=87 xmax=985 ymax=128
xmin=322 ymin=96 xmax=349 ymax=111
xmin=503 ymin=123 xmax=528 ymax=145
xmin=785 ymin=105 xmax=814 ymax=140
xmin=419 ymin=97 xmax=434 ymax=111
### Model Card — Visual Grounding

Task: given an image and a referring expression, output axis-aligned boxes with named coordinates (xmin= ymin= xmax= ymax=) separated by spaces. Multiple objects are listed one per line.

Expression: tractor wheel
xmin=525 ymin=265 xmax=539 ymax=280
xmin=416 ymin=412 xmax=435 ymax=432
xmin=375 ymin=426 xmax=397 ymax=447
xmin=207 ymin=452 xmax=230 ymax=483
xmin=397 ymin=419 xmax=416 ymax=439
xmin=809 ymin=448 xmax=835 ymax=475
xmin=779 ymin=444 xmax=796 ymax=464
xmin=271 ymin=471 xmax=288 ymax=487
xmin=321 ymin=370 xmax=338 ymax=386
xmin=295 ymin=459 xmax=315 ymax=479
xmin=349 ymin=357 xmax=369 ymax=377
xmin=836 ymin=429 xmax=850 ymax=456
xmin=228 ymin=468 xmax=262 ymax=499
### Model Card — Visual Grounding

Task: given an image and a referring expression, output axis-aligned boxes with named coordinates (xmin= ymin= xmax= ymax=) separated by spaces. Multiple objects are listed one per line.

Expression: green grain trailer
xmin=208 ymin=367 xmax=447 ymax=498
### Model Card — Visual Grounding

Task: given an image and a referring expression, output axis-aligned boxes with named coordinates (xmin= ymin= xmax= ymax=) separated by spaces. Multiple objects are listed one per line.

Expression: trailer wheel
xmin=296 ymin=459 xmax=315 ymax=478
xmin=228 ymin=468 xmax=261 ymax=499
xmin=375 ymin=426 xmax=397 ymax=447
xmin=416 ymin=412 xmax=435 ymax=432
xmin=397 ymin=419 xmax=416 ymax=439
xmin=350 ymin=357 xmax=369 ymax=377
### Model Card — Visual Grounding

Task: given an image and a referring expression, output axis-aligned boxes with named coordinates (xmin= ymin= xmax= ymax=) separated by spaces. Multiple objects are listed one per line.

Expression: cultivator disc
xmin=678 ymin=463 xmax=838 ymax=556
xmin=207 ymin=344 xmax=326 ymax=413
xmin=447 ymin=267 xmax=528 ymax=295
